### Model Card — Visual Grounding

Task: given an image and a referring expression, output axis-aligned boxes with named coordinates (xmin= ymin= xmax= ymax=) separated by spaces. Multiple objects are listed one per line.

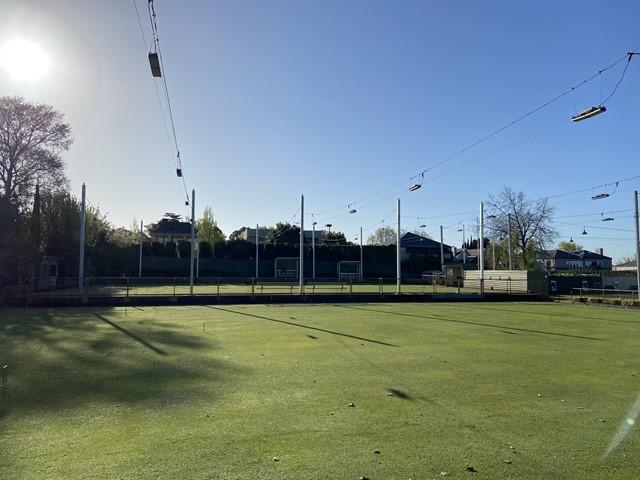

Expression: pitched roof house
xmin=537 ymin=248 xmax=612 ymax=271
xmin=395 ymin=232 xmax=453 ymax=261
xmin=149 ymin=219 xmax=194 ymax=244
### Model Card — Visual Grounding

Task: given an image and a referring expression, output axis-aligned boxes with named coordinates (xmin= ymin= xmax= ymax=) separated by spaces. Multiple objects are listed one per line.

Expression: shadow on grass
xmin=449 ymin=302 xmax=640 ymax=325
xmin=388 ymin=388 xmax=411 ymax=399
xmin=206 ymin=305 xmax=396 ymax=347
xmin=93 ymin=313 xmax=167 ymax=355
xmin=0 ymin=308 xmax=232 ymax=415
xmin=338 ymin=305 xmax=604 ymax=341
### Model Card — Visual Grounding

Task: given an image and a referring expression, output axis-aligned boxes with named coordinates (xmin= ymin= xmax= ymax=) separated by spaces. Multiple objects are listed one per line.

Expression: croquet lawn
xmin=0 ymin=302 xmax=639 ymax=479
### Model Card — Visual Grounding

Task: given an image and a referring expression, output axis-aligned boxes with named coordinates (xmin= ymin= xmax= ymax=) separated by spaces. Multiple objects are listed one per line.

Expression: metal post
xmin=299 ymin=194 xmax=304 ymax=294
xmin=312 ymin=220 xmax=316 ymax=279
xmin=196 ymin=229 xmax=200 ymax=278
xmin=360 ymin=226 xmax=363 ymax=280
xmin=256 ymin=223 xmax=259 ymax=278
xmin=492 ymin=240 xmax=496 ymax=271
xmin=396 ymin=198 xmax=401 ymax=294
xmin=78 ymin=183 xmax=86 ymax=294
xmin=507 ymin=213 xmax=513 ymax=270
xmin=479 ymin=202 xmax=485 ymax=293
xmin=635 ymin=191 xmax=640 ymax=298
xmin=440 ymin=225 xmax=444 ymax=273
xmin=462 ymin=225 xmax=466 ymax=264
xmin=189 ymin=189 xmax=195 ymax=295
xmin=138 ymin=220 xmax=144 ymax=277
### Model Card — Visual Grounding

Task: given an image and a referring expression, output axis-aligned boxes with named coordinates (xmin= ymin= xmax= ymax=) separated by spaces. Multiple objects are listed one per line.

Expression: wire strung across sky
xmin=132 ymin=0 xmax=190 ymax=208
xmin=308 ymin=46 xmax=640 ymax=232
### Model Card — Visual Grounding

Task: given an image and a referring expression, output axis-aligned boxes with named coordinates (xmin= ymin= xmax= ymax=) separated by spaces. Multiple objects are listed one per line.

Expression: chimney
xmin=595 ymin=248 xmax=604 ymax=256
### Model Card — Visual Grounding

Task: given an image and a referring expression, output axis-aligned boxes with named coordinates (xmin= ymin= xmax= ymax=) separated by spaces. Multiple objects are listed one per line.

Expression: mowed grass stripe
xmin=0 ymin=302 xmax=639 ymax=479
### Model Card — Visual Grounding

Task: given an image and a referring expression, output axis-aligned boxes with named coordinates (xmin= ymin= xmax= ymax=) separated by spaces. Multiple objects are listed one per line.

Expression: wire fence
xmin=21 ymin=275 xmax=528 ymax=299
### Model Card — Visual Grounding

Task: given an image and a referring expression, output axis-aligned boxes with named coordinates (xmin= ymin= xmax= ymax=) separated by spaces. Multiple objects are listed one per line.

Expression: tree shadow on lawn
xmin=337 ymin=305 xmax=604 ymax=341
xmin=0 ymin=307 xmax=235 ymax=416
xmin=205 ymin=305 xmax=396 ymax=347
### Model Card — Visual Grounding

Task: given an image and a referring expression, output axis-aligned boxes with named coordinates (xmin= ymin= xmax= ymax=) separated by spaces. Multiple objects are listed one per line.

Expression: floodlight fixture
xmin=571 ymin=106 xmax=606 ymax=122
xmin=148 ymin=52 xmax=162 ymax=77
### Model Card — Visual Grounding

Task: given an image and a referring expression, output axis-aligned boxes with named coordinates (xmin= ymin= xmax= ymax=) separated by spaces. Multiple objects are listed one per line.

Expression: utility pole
xmin=78 ymin=183 xmax=86 ymax=294
xmin=189 ymin=189 xmax=195 ymax=295
xmin=299 ymin=194 xmax=304 ymax=294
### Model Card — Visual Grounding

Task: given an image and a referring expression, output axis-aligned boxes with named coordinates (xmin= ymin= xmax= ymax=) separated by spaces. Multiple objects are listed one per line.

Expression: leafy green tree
xmin=322 ymin=230 xmax=349 ymax=245
xmin=557 ymin=240 xmax=583 ymax=252
xmin=197 ymin=206 xmax=225 ymax=244
xmin=265 ymin=222 xmax=301 ymax=245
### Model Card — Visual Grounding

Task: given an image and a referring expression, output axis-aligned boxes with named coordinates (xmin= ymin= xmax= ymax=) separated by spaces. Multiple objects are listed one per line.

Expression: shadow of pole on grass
xmin=206 ymin=306 xmax=396 ymax=347
xmin=93 ymin=313 xmax=167 ymax=355
xmin=337 ymin=305 xmax=604 ymax=341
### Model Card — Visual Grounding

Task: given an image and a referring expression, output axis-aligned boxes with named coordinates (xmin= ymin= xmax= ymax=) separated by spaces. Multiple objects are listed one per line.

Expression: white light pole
xmin=440 ymin=225 xmax=444 ymax=273
xmin=635 ymin=191 xmax=640 ymax=297
xmin=396 ymin=198 xmax=401 ymax=294
xmin=78 ymin=183 xmax=86 ymax=294
xmin=189 ymin=189 xmax=195 ymax=295
xmin=255 ymin=223 xmax=259 ymax=278
xmin=312 ymin=221 xmax=316 ymax=279
xmin=458 ymin=225 xmax=466 ymax=264
xmin=507 ymin=213 xmax=514 ymax=270
xmin=138 ymin=220 xmax=144 ymax=277
xmin=360 ymin=226 xmax=363 ymax=280
xmin=299 ymin=194 xmax=304 ymax=294
xmin=479 ymin=202 xmax=485 ymax=293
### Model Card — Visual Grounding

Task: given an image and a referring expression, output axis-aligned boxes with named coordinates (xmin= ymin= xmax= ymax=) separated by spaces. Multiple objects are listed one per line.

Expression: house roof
xmin=150 ymin=219 xmax=193 ymax=235
xmin=399 ymin=232 xmax=451 ymax=250
xmin=539 ymin=249 xmax=612 ymax=261
xmin=614 ymin=260 xmax=636 ymax=268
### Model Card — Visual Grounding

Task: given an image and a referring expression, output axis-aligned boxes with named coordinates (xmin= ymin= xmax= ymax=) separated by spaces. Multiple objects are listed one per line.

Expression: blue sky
xmin=1 ymin=0 xmax=639 ymax=262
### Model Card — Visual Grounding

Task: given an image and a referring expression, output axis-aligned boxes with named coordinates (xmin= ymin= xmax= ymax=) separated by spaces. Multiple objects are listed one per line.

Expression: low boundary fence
xmin=570 ymin=287 xmax=639 ymax=306
xmin=0 ymin=275 xmax=547 ymax=307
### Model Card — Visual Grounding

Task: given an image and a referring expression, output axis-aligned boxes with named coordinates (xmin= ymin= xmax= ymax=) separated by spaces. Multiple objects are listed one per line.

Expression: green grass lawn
xmin=1 ymin=302 xmax=639 ymax=479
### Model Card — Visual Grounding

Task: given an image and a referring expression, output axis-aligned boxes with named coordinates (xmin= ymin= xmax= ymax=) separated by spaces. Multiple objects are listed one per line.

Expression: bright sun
xmin=0 ymin=38 xmax=50 ymax=82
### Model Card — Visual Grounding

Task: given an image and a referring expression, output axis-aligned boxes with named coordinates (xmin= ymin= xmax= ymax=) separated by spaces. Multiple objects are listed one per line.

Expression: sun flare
xmin=0 ymin=38 xmax=50 ymax=82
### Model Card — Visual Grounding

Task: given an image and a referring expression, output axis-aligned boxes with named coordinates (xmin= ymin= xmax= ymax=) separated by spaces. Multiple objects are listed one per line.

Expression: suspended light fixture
xmin=571 ymin=106 xmax=606 ymax=122
xmin=602 ymin=217 xmax=614 ymax=221
xmin=591 ymin=193 xmax=609 ymax=200
xmin=176 ymin=168 xmax=182 ymax=177
xmin=582 ymin=227 xmax=588 ymax=235
xmin=409 ymin=172 xmax=425 ymax=191
xmin=148 ymin=52 xmax=162 ymax=77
